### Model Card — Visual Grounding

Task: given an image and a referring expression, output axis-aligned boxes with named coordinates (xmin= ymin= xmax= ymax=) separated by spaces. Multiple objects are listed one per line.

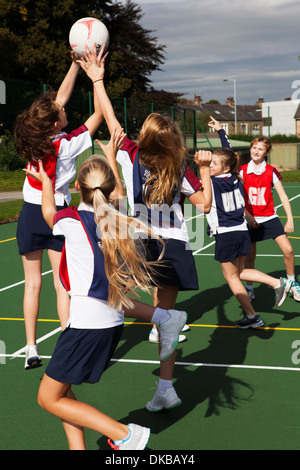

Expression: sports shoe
xmin=235 ymin=314 xmax=264 ymax=329
xmin=181 ymin=324 xmax=190 ymax=332
xmin=148 ymin=327 xmax=186 ymax=344
xmin=274 ymin=277 xmax=293 ymax=307
xmin=290 ymin=281 xmax=300 ymax=302
xmin=108 ymin=424 xmax=150 ymax=450
xmin=246 ymin=286 xmax=255 ymax=301
xmin=146 ymin=386 xmax=182 ymax=412
xmin=157 ymin=310 xmax=187 ymax=361
xmin=24 ymin=345 xmax=42 ymax=370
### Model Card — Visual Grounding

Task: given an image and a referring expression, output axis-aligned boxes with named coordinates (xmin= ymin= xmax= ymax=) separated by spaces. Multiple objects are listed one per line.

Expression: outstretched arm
xmin=55 ymin=54 xmax=80 ymax=108
xmin=208 ymin=116 xmax=232 ymax=149
xmin=77 ymin=46 xmax=122 ymax=137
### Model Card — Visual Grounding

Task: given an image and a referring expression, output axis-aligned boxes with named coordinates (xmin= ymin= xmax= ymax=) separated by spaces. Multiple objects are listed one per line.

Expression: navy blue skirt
xmin=137 ymin=237 xmax=199 ymax=290
xmin=45 ymin=324 xmax=123 ymax=385
xmin=17 ymin=202 xmax=66 ymax=254
xmin=248 ymin=217 xmax=285 ymax=243
xmin=215 ymin=230 xmax=251 ymax=262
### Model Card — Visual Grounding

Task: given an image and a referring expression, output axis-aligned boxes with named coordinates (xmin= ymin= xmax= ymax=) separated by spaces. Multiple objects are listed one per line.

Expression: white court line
xmin=2 ymin=355 xmax=300 ymax=372
xmin=0 ymin=269 xmax=53 ymax=292
xmin=10 ymin=327 xmax=61 ymax=359
xmin=3 ymin=191 xmax=300 ymax=359
xmin=111 ymin=358 xmax=300 ymax=372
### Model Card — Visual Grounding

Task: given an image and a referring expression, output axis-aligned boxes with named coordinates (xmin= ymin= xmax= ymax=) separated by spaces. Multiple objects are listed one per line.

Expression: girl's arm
xmin=274 ymin=180 xmax=294 ymax=233
xmin=77 ymin=45 xmax=122 ymax=137
xmin=208 ymin=116 xmax=232 ymax=149
xmin=95 ymin=127 xmax=126 ymax=198
xmin=23 ymin=161 xmax=57 ymax=229
xmin=55 ymin=55 xmax=80 ymax=107
xmin=188 ymin=150 xmax=212 ymax=213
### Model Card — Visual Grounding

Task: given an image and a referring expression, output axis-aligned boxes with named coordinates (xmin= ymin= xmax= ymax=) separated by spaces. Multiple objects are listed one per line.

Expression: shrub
xmin=0 ymin=130 xmax=24 ymax=171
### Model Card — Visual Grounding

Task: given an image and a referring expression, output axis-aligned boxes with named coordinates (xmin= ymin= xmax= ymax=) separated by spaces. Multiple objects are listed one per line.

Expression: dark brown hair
xmin=14 ymin=89 xmax=61 ymax=162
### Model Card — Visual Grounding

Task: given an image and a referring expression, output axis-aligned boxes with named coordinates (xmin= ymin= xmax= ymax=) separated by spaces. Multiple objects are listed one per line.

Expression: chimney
xmin=256 ymin=97 xmax=264 ymax=107
xmin=194 ymin=94 xmax=203 ymax=107
xmin=226 ymin=96 xmax=235 ymax=107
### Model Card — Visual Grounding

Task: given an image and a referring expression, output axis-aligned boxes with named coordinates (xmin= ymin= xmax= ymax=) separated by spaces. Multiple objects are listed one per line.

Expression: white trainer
xmin=24 ymin=345 xmax=42 ymax=370
xmin=157 ymin=310 xmax=187 ymax=361
xmin=146 ymin=386 xmax=182 ymax=412
xmin=148 ymin=327 xmax=186 ymax=344
xmin=290 ymin=281 xmax=300 ymax=302
xmin=108 ymin=424 xmax=150 ymax=450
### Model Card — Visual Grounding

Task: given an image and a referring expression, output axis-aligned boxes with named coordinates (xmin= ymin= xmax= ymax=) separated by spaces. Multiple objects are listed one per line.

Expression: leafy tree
xmin=0 ymin=0 xmax=166 ymax=97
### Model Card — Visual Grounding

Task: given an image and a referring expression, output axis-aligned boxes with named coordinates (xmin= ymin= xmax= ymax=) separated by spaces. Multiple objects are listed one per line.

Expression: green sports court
xmin=0 ymin=182 xmax=299 ymax=451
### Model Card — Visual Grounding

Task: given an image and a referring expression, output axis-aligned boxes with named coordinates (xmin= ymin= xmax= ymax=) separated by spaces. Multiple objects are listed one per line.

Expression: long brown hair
xmin=14 ymin=89 xmax=61 ymax=162
xmin=77 ymin=155 xmax=163 ymax=311
xmin=138 ymin=113 xmax=186 ymax=207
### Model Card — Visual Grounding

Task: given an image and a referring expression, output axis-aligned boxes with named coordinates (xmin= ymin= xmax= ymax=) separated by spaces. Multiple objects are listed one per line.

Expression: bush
xmin=0 ymin=130 xmax=24 ymax=171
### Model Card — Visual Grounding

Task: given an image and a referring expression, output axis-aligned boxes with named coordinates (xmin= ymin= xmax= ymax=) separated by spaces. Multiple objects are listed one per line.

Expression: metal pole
xmin=224 ymin=78 xmax=237 ymax=134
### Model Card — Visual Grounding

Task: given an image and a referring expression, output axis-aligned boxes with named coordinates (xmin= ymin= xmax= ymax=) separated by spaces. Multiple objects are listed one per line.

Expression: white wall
xmin=262 ymin=100 xmax=300 ymax=136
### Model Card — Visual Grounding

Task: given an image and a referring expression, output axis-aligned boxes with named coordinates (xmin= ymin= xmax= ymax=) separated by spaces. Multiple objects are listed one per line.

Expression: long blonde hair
xmin=77 ymin=155 xmax=163 ymax=310
xmin=138 ymin=113 xmax=186 ymax=206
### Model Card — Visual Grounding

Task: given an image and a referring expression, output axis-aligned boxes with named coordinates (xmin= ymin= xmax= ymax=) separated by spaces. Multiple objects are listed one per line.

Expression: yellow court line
xmin=0 ymin=237 xmax=16 ymax=243
xmin=1 ymin=317 xmax=300 ymax=332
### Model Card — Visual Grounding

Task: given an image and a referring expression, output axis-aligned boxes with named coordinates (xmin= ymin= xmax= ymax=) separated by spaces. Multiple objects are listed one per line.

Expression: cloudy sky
xmin=120 ymin=0 xmax=300 ymax=105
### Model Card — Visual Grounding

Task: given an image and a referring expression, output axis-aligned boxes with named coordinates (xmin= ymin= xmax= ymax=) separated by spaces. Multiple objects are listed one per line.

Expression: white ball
xmin=69 ymin=17 xmax=109 ymax=58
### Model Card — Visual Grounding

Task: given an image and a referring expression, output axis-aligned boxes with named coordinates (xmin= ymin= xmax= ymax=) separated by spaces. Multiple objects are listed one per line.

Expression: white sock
xmin=287 ymin=274 xmax=295 ymax=282
xmin=246 ymin=315 xmax=255 ymax=319
xmin=151 ymin=308 xmax=170 ymax=326
xmin=157 ymin=378 xmax=173 ymax=393
xmin=246 ymin=284 xmax=254 ymax=291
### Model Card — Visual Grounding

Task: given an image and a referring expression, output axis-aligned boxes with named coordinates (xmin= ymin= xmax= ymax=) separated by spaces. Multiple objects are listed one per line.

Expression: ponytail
xmin=77 ymin=155 xmax=164 ymax=311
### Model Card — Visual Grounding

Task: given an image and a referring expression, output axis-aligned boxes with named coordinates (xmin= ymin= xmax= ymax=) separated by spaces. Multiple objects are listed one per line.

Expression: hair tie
xmin=93 ymin=186 xmax=102 ymax=191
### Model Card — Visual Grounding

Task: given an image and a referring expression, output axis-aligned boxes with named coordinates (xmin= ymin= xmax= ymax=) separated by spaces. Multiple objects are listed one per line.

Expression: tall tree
xmin=0 ymin=0 xmax=166 ymax=97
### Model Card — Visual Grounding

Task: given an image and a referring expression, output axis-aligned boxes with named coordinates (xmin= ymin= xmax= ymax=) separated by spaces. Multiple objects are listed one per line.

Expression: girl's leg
xmin=38 ymin=374 xmax=129 ymax=450
xmin=274 ymin=234 xmax=295 ymax=277
xmin=244 ymin=242 xmax=256 ymax=287
xmin=61 ymin=388 xmax=86 ymax=450
xmin=155 ymin=284 xmax=179 ymax=381
xmin=22 ymin=250 xmax=43 ymax=345
xmin=239 ymin=268 xmax=279 ymax=289
xmin=48 ymin=249 xmax=70 ymax=331
xmin=221 ymin=257 xmax=256 ymax=317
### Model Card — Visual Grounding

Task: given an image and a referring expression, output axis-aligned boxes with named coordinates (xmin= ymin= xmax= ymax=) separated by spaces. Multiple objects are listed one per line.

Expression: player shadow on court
xmin=242 ymin=267 xmax=300 ymax=322
xmin=97 ymin=287 xmax=279 ymax=450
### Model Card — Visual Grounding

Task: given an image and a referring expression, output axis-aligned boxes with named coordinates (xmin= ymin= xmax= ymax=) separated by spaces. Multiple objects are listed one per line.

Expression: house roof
xmin=294 ymin=103 xmax=300 ymax=119
xmin=178 ymin=103 xmax=262 ymax=122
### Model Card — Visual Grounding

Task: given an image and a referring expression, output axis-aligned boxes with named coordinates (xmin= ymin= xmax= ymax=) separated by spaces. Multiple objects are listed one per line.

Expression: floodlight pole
xmin=224 ymin=78 xmax=237 ymax=134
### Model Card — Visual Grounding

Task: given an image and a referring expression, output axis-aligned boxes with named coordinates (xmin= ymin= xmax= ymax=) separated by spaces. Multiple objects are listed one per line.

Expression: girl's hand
xmin=245 ymin=210 xmax=259 ymax=229
xmin=194 ymin=150 xmax=212 ymax=167
xmin=95 ymin=128 xmax=126 ymax=161
xmin=23 ymin=160 xmax=50 ymax=185
xmin=284 ymin=219 xmax=294 ymax=233
xmin=208 ymin=116 xmax=222 ymax=131
xmin=76 ymin=43 xmax=108 ymax=82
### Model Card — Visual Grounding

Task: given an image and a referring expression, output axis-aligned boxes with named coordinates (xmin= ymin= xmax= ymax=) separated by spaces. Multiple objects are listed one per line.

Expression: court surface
xmin=0 ymin=182 xmax=299 ymax=451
